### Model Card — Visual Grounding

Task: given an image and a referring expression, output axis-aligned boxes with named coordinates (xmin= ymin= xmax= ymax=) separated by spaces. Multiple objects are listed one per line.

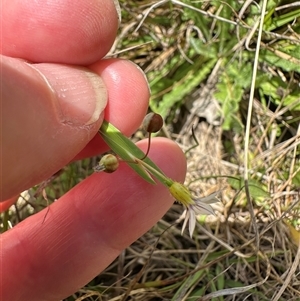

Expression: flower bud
xmin=94 ymin=154 xmax=119 ymax=173
xmin=169 ymin=182 xmax=194 ymax=206
xmin=142 ymin=113 xmax=163 ymax=133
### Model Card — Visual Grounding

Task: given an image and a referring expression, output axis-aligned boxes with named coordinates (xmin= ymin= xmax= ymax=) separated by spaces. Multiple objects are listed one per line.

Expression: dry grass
xmin=2 ymin=1 xmax=300 ymax=300
xmin=73 ymin=1 xmax=300 ymax=300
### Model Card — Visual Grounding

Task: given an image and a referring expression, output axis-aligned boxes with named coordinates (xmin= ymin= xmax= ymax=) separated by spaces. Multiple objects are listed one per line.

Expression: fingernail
xmin=29 ymin=64 xmax=107 ymax=126
xmin=113 ymin=0 xmax=122 ymax=25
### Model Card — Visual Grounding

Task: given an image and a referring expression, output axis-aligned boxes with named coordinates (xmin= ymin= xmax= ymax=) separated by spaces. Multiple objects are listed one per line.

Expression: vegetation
xmin=2 ymin=1 xmax=300 ymax=300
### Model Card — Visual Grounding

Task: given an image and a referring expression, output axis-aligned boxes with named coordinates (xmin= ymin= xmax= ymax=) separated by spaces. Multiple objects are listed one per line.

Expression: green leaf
xmin=171 ymin=269 xmax=207 ymax=300
xmin=155 ymin=58 xmax=217 ymax=119
xmin=258 ymin=75 xmax=300 ymax=110
xmin=228 ymin=177 xmax=270 ymax=199
xmin=259 ymin=46 xmax=300 ymax=73
xmin=264 ymin=8 xmax=300 ymax=31
xmin=99 ymin=121 xmax=171 ymax=186
xmin=215 ymin=60 xmax=251 ymax=131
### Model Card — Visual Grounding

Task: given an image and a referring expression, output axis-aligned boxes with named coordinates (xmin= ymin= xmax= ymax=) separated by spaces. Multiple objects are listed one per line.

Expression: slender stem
xmin=140 ymin=134 xmax=152 ymax=160
xmin=134 ymin=158 xmax=174 ymax=187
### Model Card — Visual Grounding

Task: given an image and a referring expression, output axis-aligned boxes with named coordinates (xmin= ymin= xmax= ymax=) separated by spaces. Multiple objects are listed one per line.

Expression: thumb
xmin=1 ymin=55 xmax=107 ymax=201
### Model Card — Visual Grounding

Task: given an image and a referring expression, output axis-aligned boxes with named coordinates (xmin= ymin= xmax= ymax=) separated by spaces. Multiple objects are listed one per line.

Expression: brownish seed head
xmin=142 ymin=113 xmax=163 ymax=133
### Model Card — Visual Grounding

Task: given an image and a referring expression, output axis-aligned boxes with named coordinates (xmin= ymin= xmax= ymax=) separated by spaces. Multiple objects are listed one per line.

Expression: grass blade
xmin=99 ymin=120 xmax=168 ymax=185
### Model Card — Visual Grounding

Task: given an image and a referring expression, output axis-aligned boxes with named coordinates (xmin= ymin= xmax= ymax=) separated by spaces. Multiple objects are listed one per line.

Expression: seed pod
xmin=142 ymin=113 xmax=163 ymax=133
xmin=94 ymin=154 xmax=119 ymax=173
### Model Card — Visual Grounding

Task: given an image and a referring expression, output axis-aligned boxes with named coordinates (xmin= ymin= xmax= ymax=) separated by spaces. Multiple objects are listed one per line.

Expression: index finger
xmin=1 ymin=0 xmax=120 ymax=64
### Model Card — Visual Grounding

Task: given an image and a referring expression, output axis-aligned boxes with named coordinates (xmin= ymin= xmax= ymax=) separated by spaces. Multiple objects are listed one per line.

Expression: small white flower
xmin=181 ymin=192 xmax=220 ymax=237
xmin=168 ymin=182 xmax=220 ymax=238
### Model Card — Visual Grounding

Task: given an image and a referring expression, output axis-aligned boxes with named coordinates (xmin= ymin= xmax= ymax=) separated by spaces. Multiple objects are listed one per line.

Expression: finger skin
xmin=1 ymin=138 xmax=187 ymax=301
xmin=1 ymin=56 xmax=107 ymax=200
xmin=1 ymin=58 xmax=149 ymax=201
xmin=1 ymin=0 xmax=119 ymax=64
xmin=74 ymin=59 xmax=151 ymax=160
xmin=1 ymin=0 xmax=149 ymax=201
xmin=0 ymin=197 xmax=18 ymax=212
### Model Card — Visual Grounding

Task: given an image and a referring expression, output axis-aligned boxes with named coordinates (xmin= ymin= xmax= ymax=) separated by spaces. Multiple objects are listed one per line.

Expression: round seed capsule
xmin=142 ymin=113 xmax=163 ymax=133
xmin=94 ymin=154 xmax=119 ymax=173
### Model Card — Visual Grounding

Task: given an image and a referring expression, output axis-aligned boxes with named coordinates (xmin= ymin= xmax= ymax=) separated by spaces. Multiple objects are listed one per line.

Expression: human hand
xmin=0 ymin=1 xmax=186 ymax=300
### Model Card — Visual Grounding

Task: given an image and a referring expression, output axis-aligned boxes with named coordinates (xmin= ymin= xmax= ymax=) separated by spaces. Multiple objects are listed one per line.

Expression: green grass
xmin=2 ymin=1 xmax=300 ymax=300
